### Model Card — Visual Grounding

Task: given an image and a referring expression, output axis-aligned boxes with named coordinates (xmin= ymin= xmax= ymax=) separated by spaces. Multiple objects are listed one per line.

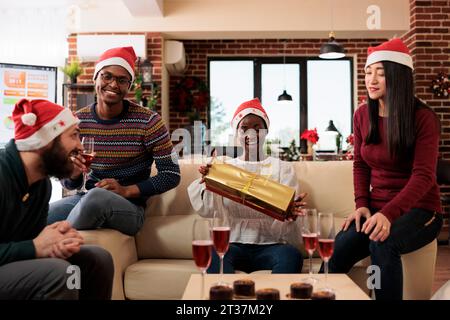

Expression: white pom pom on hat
xmin=21 ymin=112 xmax=37 ymax=126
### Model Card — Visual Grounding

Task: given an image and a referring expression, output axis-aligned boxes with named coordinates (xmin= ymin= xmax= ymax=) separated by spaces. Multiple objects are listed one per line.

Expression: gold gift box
xmin=204 ymin=162 xmax=295 ymax=221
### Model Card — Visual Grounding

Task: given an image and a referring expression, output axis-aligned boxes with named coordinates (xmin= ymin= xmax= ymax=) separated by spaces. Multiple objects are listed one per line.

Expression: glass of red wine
xmin=301 ymin=209 xmax=319 ymax=284
xmin=317 ymin=212 xmax=335 ymax=293
xmin=212 ymin=209 xmax=230 ymax=285
xmin=192 ymin=219 xmax=213 ymax=299
xmin=79 ymin=137 xmax=95 ymax=194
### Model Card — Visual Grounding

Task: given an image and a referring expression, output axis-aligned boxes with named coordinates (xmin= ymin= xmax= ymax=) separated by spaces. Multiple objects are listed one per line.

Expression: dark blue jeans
xmin=326 ymin=208 xmax=442 ymax=300
xmin=47 ymin=188 xmax=145 ymax=236
xmin=208 ymin=243 xmax=303 ymax=274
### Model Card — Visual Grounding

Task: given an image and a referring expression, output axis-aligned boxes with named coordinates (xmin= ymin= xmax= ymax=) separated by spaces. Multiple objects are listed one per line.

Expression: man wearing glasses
xmin=48 ymin=47 xmax=180 ymax=236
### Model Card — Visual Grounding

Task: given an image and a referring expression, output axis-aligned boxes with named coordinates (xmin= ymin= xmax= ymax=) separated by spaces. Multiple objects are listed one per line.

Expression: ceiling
xmin=0 ymin=0 xmax=410 ymax=39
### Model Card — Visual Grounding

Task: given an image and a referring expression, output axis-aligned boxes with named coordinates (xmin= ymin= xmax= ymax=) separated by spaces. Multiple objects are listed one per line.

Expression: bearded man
xmin=0 ymin=99 xmax=114 ymax=300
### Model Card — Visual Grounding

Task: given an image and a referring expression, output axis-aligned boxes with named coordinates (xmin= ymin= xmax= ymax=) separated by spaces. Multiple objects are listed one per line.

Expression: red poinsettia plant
xmin=345 ymin=133 xmax=355 ymax=160
xmin=346 ymin=133 xmax=354 ymax=146
xmin=300 ymin=128 xmax=319 ymax=144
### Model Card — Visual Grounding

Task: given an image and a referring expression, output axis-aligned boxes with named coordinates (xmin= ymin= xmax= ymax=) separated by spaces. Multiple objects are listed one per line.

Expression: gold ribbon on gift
xmin=240 ymin=173 xmax=258 ymax=201
xmin=204 ymin=161 xmax=295 ymax=220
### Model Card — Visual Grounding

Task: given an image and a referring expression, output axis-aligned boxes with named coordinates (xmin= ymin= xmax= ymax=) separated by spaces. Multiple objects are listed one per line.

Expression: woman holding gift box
xmin=328 ymin=38 xmax=443 ymax=300
xmin=188 ymin=98 xmax=307 ymax=274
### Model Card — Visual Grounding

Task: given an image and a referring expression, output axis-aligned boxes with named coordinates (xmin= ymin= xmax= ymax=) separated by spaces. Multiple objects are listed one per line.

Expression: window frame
xmin=207 ymin=56 xmax=355 ymax=151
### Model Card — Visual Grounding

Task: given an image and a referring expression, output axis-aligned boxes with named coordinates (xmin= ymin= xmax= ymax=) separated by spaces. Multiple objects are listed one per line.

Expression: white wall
xmin=0 ymin=1 xmax=74 ymax=105
xmin=0 ymin=2 xmax=78 ymax=203
xmin=75 ymin=0 xmax=410 ymax=39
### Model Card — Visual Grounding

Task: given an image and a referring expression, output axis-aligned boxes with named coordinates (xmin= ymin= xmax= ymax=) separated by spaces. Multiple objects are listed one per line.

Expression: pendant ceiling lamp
xmin=319 ymin=0 xmax=345 ymax=59
xmin=278 ymin=39 xmax=292 ymax=102
xmin=319 ymin=31 xmax=345 ymax=59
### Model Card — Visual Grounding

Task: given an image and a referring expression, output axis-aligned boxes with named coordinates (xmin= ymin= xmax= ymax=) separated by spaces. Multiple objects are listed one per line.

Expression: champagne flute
xmin=192 ymin=219 xmax=213 ymax=300
xmin=301 ymin=209 xmax=319 ymax=284
xmin=317 ymin=212 xmax=336 ymax=293
xmin=212 ymin=208 xmax=230 ymax=284
xmin=79 ymin=137 xmax=95 ymax=194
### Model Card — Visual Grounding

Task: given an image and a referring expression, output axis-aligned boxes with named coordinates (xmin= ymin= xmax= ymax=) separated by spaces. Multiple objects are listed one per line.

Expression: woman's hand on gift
xmin=199 ymin=164 xmax=212 ymax=184
xmin=287 ymin=192 xmax=308 ymax=221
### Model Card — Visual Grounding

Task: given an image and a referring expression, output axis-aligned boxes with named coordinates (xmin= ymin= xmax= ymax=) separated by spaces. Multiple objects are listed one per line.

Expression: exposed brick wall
xmin=168 ymin=38 xmax=389 ymax=133
xmin=403 ymin=0 xmax=450 ymax=159
xmin=66 ymin=32 xmax=163 ymax=114
xmin=403 ymin=0 xmax=450 ymax=230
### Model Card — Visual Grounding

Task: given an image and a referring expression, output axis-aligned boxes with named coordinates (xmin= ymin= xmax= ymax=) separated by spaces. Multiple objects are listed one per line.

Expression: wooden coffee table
xmin=182 ymin=274 xmax=371 ymax=300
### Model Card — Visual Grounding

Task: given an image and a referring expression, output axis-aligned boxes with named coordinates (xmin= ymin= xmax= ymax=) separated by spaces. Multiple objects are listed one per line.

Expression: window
xmin=261 ymin=63 xmax=300 ymax=147
xmin=209 ymin=60 xmax=253 ymax=145
xmin=208 ymin=57 xmax=353 ymax=150
xmin=307 ymin=60 xmax=352 ymax=150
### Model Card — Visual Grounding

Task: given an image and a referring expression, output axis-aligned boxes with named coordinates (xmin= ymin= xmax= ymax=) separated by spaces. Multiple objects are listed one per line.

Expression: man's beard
xmin=41 ymin=138 xmax=76 ymax=179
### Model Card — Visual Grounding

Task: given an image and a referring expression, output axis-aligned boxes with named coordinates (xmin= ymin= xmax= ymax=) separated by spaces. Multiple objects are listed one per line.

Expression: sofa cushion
xmin=145 ymin=159 xmax=201 ymax=217
xmin=402 ymin=239 xmax=437 ymax=300
xmin=136 ymin=214 xmax=197 ymax=259
xmin=137 ymin=159 xmax=355 ymax=260
xmin=80 ymin=229 xmax=138 ymax=300
xmin=293 ymin=161 xmax=354 ymax=218
xmin=124 ymin=259 xmax=198 ymax=300
xmin=136 ymin=160 xmax=202 ymax=259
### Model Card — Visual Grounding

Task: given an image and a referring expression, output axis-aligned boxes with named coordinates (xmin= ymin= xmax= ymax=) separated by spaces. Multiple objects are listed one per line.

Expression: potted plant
xmin=300 ymin=128 xmax=319 ymax=155
xmin=60 ymin=58 xmax=83 ymax=84
xmin=146 ymin=82 xmax=160 ymax=110
xmin=280 ymin=139 xmax=301 ymax=161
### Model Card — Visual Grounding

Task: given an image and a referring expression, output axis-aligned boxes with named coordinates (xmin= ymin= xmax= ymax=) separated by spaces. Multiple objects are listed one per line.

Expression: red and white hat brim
xmin=93 ymin=57 xmax=135 ymax=83
xmin=365 ymin=50 xmax=414 ymax=70
xmin=231 ymin=108 xmax=270 ymax=131
xmin=16 ymin=108 xmax=80 ymax=151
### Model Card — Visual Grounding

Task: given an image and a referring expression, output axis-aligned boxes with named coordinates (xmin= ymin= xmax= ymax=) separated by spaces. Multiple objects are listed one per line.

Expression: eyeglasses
xmin=99 ymin=72 xmax=132 ymax=87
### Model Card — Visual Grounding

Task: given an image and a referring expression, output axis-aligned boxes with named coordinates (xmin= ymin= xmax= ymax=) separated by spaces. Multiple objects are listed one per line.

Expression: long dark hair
xmin=365 ymin=61 xmax=420 ymax=160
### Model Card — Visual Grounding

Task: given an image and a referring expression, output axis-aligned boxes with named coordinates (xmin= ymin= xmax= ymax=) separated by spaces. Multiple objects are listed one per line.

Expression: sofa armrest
xmin=79 ymin=229 xmax=138 ymax=300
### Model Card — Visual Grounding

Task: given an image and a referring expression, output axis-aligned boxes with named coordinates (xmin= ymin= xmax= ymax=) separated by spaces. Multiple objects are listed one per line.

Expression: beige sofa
xmin=80 ymin=159 xmax=438 ymax=300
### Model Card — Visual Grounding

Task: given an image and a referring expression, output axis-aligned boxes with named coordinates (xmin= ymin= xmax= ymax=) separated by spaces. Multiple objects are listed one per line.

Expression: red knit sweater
xmin=353 ymin=103 xmax=442 ymax=222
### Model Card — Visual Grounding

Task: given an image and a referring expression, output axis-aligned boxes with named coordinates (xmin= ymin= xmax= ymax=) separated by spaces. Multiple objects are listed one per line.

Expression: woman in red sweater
xmin=328 ymin=38 xmax=443 ymax=300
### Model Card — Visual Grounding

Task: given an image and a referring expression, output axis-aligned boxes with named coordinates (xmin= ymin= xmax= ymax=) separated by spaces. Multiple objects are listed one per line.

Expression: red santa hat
xmin=93 ymin=46 xmax=137 ymax=83
xmin=231 ymin=98 xmax=270 ymax=131
xmin=12 ymin=99 xmax=80 ymax=151
xmin=365 ymin=38 xmax=413 ymax=70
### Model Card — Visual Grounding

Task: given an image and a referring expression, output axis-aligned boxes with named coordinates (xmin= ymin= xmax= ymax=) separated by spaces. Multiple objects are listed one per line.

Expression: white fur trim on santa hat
xmin=16 ymin=108 xmax=80 ymax=151
xmin=93 ymin=57 xmax=135 ymax=83
xmin=365 ymin=50 xmax=414 ymax=70
xmin=231 ymin=108 xmax=270 ymax=131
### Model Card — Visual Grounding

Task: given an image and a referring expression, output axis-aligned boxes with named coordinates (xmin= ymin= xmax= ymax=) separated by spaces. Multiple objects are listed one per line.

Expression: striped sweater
xmin=63 ymin=100 xmax=180 ymax=206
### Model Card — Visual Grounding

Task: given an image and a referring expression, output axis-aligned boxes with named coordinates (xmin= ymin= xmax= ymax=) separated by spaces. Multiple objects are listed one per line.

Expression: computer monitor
xmin=0 ymin=62 xmax=57 ymax=148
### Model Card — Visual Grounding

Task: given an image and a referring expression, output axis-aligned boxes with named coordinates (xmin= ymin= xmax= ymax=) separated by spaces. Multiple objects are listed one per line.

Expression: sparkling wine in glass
xmin=301 ymin=209 xmax=319 ymax=284
xmin=317 ymin=212 xmax=335 ymax=293
xmin=192 ymin=219 xmax=213 ymax=299
xmin=79 ymin=137 xmax=94 ymax=194
xmin=81 ymin=153 xmax=95 ymax=168
xmin=212 ymin=209 xmax=230 ymax=284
